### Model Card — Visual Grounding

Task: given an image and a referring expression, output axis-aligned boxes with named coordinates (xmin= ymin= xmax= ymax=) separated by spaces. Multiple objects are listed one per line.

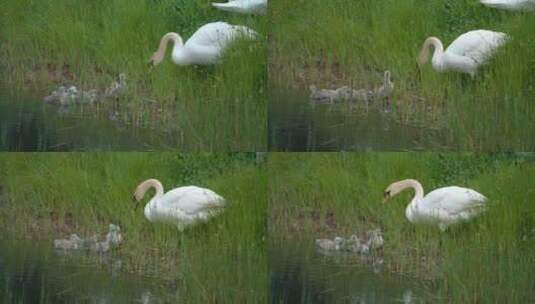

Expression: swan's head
xmin=132 ymin=178 xmax=162 ymax=210
xmin=148 ymin=51 xmax=164 ymax=67
xmin=383 ymin=181 xmax=406 ymax=203
xmin=148 ymin=32 xmax=183 ymax=68
xmin=131 ymin=193 xmax=141 ymax=210
xmin=132 ymin=181 xmax=147 ymax=209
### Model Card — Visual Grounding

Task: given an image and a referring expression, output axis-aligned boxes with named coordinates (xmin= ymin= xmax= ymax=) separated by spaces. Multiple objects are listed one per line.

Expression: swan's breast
xmin=171 ymin=48 xmax=195 ymax=66
xmin=405 ymin=201 xmax=421 ymax=223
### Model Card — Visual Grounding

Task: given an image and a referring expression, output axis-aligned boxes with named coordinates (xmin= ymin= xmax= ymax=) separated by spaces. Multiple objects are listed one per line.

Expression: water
xmin=269 ymin=90 xmax=448 ymax=151
xmin=269 ymin=241 xmax=428 ymax=304
xmin=0 ymin=239 xmax=179 ymax=303
xmin=0 ymin=90 xmax=176 ymax=151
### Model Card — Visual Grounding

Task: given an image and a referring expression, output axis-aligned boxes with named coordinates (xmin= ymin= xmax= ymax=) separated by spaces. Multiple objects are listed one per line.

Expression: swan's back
xmin=480 ymin=0 xmax=535 ymax=11
xmin=161 ymin=186 xmax=225 ymax=214
xmin=212 ymin=0 xmax=267 ymax=14
xmin=186 ymin=22 xmax=256 ymax=49
xmin=422 ymin=186 xmax=487 ymax=216
xmin=447 ymin=30 xmax=507 ymax=62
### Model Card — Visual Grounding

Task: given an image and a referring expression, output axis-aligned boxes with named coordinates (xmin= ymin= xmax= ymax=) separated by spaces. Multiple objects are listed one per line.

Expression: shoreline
xmin=0 ymin=153 xmax=267 ymax=302
xmin=268 ymin=153 xmax=535 ymax=302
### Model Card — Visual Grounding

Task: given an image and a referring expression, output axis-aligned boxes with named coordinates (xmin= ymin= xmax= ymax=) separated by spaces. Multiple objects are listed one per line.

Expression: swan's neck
xmin=137 ymin=179 xmax=164 ymax=221
xmin=419 ymin=37 xmax=445 ymax=70
xmin=397 ymin=179 xmax=424 ymax=223
xmin=153 ymin=33 xmax=184 ymax=65
xmin=159 ymin=32 xmax=197 ymax=66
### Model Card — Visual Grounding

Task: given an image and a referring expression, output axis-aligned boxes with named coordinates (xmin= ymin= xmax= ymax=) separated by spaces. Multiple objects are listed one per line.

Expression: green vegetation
xmin=0 ymin=153 xmax=267 ymax=303
xmin=269 ymin=153 xmax=535 ymax=302
xmin=0 ymin=0 xmax=267 ymax=151
xmin=271 ymin=0 xmax=535 ymax=150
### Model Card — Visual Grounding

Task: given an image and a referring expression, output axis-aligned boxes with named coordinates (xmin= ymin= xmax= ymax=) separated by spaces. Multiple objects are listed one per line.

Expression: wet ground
xmin=0 ymin=90 xmax=176 ymax=151
xmin=269 ymin=90 xmax=448 ymax=151
xmin=269 ymin=241 xmax=430 ymax=303
xmin=0 ymin=238 xmax=179 ymax=303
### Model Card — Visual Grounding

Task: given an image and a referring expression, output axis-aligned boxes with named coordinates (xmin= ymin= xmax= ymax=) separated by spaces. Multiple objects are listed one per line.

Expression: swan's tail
xmin=232 ymin=25 xmax=259 ymax=40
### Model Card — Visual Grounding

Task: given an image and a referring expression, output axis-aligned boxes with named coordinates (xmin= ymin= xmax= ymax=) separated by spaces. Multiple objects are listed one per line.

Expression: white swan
xmin=212 ymin=0 xmax=267 ymax=14
xmin=383 ymin=179 xmax=488 ymax=231
xmin=132 ymin=179 xmax=225 ymax=231
xmin=148 ymin=21 xmax=257 ymax=66
xmin=480 ymin=0 xmax=535 ymax=11
xmin=418 ymin=30 xmax=508 ymax=76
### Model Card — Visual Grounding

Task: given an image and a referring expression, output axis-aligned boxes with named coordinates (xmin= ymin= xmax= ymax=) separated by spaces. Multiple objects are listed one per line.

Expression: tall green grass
xmin=269 ymin=153 xmax=535 ymax=303
xmin=0 ymin=153 xmax=267 ymax=303
xmin=0 ymin=0 xmax=267 ymax=151
xmin=271 ymin=0 xmax=535 ymax=150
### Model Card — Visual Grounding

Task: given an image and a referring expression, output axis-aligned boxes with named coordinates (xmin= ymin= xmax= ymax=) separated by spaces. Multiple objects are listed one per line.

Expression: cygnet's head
xmin=67 ymin=86 xmax=78 ymax=94
xmin=109 ymin=224 xmax=120 ymax=232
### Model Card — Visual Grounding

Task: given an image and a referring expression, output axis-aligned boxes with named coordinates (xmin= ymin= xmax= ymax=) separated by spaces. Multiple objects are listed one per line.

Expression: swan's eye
xmin=384 ymin=190 xmax=390 ymax=197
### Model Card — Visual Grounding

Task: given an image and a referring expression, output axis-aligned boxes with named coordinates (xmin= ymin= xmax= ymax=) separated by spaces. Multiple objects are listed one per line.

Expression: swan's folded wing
xmin=424 ymin=186 xmax=487 ymax=216
xmin=448 ymin=30 xmax=507 ymax=63
xmin=188 ymin=22 xmax=256 ymax=49
xmin=212 ymin=0 xmax=267 ymax=14
xmin=162 ymin=186 xmax=225 ymax=214
xmin=480 ymin=0 xmax=535 ymax=10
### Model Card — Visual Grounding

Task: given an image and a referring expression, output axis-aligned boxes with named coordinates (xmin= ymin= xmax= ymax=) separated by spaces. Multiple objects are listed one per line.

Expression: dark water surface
xmin=269 ymin=241 xmax=430 ymax=304
xmin=0 ymin=90 xmax=176 ymax=151
xmin=269 ymin=90 xmax=448 ymax=151
xmin=0 ymin=239 xmax=179 ymax=303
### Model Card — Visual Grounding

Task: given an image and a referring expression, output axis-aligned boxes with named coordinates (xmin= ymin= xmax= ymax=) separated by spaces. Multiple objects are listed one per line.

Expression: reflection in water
xmin=269 ymin=242 xmax=424 ymax=304
xmin=0 ymin=239 xmax=178 ymax=303
xmin=269 ymin=90 xmax=447 ymax=151
xmin=0 ymin=90 xmax=175 ymax=151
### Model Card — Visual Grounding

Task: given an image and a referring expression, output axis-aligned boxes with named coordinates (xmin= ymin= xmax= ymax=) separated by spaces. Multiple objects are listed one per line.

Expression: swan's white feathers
xmin=152 ymin=22 xmax=257 ymax=66
xmin=388 ymin=179 xmax=488 ymax=230
xmin=186 ymin=22 xmax=256 ymax=48
xmin=160 ymin=186 xmax=225 ymax=215
xmin=480 ymin=0 xmax=535 ymax=11
xmin=212 ymin=0 xmax=267 ymax=14
xmin=447 ymin=30 xmax=507 ymax=64
xmin=416 ymin=186 xmax=487 ymax=226
xmin=137 ymin=180 xmax=226 ymax=229
xmin=421 ymin=29 xmax=508 ymax=75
